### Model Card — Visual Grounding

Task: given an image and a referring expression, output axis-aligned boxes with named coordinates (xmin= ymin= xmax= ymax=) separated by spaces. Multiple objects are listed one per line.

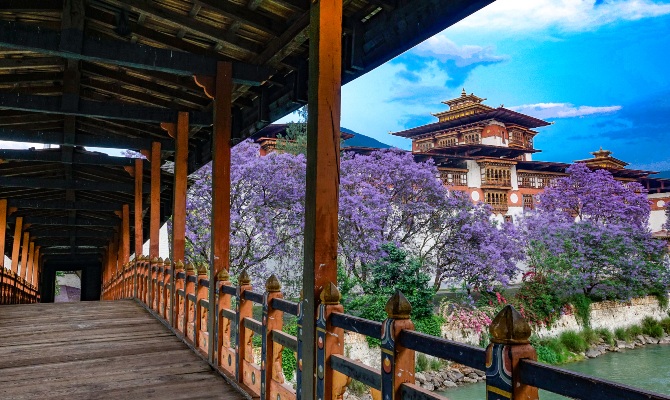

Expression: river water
xmin=437 ymin=344 xmax=670 ymax=399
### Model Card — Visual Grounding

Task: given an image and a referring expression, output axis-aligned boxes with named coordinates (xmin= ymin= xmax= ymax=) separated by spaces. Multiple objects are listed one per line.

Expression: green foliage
xmin=252 ymin=334 xmax=262 ymax=348
xmin=570 ymin=294 xmax=592 ymax=327
xmin=345 ymin=244 xmax=439 ymax=347
xmin=536 ymin=345 xmax=560 ymax=364
xmin=275 ymin=108 xmax=308 ymax=156
xmin=659 ymin=318 xmax=670 ymax=334
xmin=615 ymin=327 xmax=630 ymax=341
xmin=580 ymin=328 xmax=600 ymax=345
xmin=416 ymin=353 xmax=429 ymax=372
xmin=641 ymin=317 xmax=664 ymax=338
xmin=513 ymin=274 xmax=564 ymax=327
xmin=429 ymin=357 xmax=443 ymax=371
xmin=559 ymin=330 xmax=588 ymax=353
xmin=627 ymin=325 xmax=643 ymax=338
xmin=595 ymin=328 xmax=615 ymax=346
xmin=414 ymin=315 xmax=444 ymax=338
xmin=281 ymin=320 xmax=298 ymax=380
xmin=347 ymin=379 xmax=369 ymax=396
xmin=651 ymin=290 xmax=669 ymax=310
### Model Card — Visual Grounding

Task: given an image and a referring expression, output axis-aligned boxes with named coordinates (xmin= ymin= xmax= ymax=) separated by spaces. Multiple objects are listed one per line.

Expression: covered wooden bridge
xmin=1 ymin=1 xmax=669 ymax=400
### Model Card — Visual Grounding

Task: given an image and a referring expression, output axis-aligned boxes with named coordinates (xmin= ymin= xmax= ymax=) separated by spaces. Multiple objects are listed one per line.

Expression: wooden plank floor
xmin=0 ymin=300 xmax=245 ymax=400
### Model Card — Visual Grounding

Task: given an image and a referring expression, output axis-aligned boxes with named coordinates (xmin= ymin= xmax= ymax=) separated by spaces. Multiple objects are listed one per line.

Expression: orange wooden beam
xmin=0 ymin=199 xmax=6 ymax=269
xmin=25 ymin=241 xmax=35 ymax=284
xmin=33 ymin=246 xmax=40 ymax=287
xmin=20 ymin=232 xmax=30 ymax=280
xmin=302 ymin=1 xmax=343 ymax=399
xmin=172 ymin=112 xmax=188 ymax=264
xmin=122 ymin=204 xmax=130 ymax=264
xmin=134 ymin=158 xmax=143 ymax=258
xmin=10 ymin=216 xmax=22 ymax=273
xmin=208 ymin=60 xmax=233 ymax=361
xmin=150 ymin=142 xmax=161 ymax=258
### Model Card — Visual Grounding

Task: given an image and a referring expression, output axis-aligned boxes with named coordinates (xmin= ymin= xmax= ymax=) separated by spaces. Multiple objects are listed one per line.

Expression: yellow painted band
xmin=486 ymin=385 xmax=512 ymax=399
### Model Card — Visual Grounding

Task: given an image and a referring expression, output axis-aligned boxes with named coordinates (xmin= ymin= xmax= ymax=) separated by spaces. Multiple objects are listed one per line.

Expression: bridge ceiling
xmin=0 ymin=0 xmax=493 ymax=264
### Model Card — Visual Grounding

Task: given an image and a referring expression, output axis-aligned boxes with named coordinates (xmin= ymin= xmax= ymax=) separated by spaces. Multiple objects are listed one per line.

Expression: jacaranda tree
xmin=178 ymin=142 xmax=522 ymax=296
xmin=524 ymin=162 xmax=668 ymax=299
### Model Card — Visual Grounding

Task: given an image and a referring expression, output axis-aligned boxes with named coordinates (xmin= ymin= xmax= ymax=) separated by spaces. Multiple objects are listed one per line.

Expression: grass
xmin=560 ymin=330 xmax=588 ymax=353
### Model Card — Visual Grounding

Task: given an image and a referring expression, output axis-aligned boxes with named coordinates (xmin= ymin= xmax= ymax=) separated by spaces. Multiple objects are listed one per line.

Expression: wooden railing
xmin=0 ymin=267 xmax=39 ymax=304
xmin=101 ymin=256 xmax=670 ymax=400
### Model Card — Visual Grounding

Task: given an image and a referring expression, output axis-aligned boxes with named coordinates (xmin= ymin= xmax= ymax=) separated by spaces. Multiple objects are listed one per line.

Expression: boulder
xmin=442 ymin=380 xmax=457 ymax=388
xmin=422 ymin=383 xmax=435 ymax=391
xmin=462 ymin=377 xmax=478 ymax=384
xmin=415 ymin=372 xmax=426 ymax=383
xmin=585 ymin=349 xmax=601 ymax=358
xmin=448 ymin=371 xmax=464 ymax=382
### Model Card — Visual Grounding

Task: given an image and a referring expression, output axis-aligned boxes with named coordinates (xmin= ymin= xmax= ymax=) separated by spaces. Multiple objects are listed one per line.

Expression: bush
xmin=570 ymin=294 xmax=592 ymax=327
xmin=513 ymin=273 xmax=564 ymax=327
xmin=648 ymin=325 xmax=664 ymax=339
xmin=595 ymin=328 xmax=615 ymax=346
xmin=416 ymin=353 xmax=429 ymax=372
xmin=429 ymin=357 xmax=443 ymax=371
xmin=615 ymin=327 xmax=630 ymax=341
xmin=660 ymin=318 xmax=670 ymax=334
xmin=544 ymin=338 xmax=570 ymax=363
xmin=560 ymin=331 xmax=588 ymax=353
xmin=627 ymin=325 xmax=643 ymax=338
xmin=580 ymin=328 xmax=599 ymax=345
xmin=347 ymin=379 xmax=368 ymax=396
xmin=536 ymin=345 xmax=559 ymax=364
xmin=281 ymin=321 xmax=298 ymax=380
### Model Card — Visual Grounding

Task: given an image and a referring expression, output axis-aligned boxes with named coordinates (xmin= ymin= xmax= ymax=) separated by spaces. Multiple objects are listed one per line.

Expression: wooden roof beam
xmin=0 ymin=148 xmax=137 ymax=167
xmin=0 ymin=127 xmax=175 ymax=152
xmin=0 ymin=1 xmax=63 ymax=12
xmin=28 ymin=230 xmax=114 ymax=239
xmin=0 ymin=57 xmax=63 ymax=71
xmin=1 ymin=176 xmax=149 ymax=193
xmin=0 ymin=20 xmax=274 ymax=82
xmin=8 ymin=216 xmax=119 ymax=227
xmin=7 ymin=200 xmax=124 ymax=212
xmin=0 ymin=92 xmax=213 ymax=125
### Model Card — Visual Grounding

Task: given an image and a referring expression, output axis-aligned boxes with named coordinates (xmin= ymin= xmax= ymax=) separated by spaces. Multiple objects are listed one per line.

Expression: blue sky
xmin=332 ymin=0 xmax=670 ymax=172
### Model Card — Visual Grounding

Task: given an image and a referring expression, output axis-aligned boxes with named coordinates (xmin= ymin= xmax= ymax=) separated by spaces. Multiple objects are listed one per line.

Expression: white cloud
xmin=452 ymin=0 xmax=670 ymax=33
xmin=509 ymin=102 xmax=622 ymax=118
xmin=413 ymin=36 xmax=505 ymax=66
xmin=0 ymin=141 xmax=46 ymax=150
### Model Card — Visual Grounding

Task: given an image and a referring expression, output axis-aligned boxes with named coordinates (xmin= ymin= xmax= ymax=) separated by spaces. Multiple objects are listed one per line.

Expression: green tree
xmin=275 ymin=107 xmax=307 ymax=155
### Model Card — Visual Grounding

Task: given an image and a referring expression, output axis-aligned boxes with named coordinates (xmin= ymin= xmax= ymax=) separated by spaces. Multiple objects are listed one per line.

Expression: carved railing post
xmin=262 ymin=275 xmax=287 ymax=400
xmin=133 ymin=256 xmax=139 ymax=300
xmin=217 ymin=269 xmax=236 ymax=375
xmin=196 ymin=263 xmax=209 ymax=353
xmin=152 ymin=257 xmax=162 ymax=311
xmin=162 ymin=258 xmax=172 ymax=320
xmin=486 ymin=305 xmax=538 ymax=400
xmin=173 ymin=260 xmax=185 ymax=331
xmin=381 ymin=290 xmax=415 ymax=400
xmin=184 ymin=262 xmax=197 ymax=342
xmin=236 ymin=271 xmax=254 ymax=386
xmin=316 ymin=283 xmax=348 ymax=400
xmin=141 ymin=256 xmax=148 ymax=304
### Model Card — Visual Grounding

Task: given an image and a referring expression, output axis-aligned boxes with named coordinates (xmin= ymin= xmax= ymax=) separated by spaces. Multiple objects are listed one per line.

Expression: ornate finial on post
xmin=385 ymin=290 xmax=412 ymax=319
xmin=485 ymin=305 xmax=538 ymax=399
xmin=151 ymin=257 xmax=159 ymax=265
xmin=239 ymin=270 xmax=251 ymax=286
xmin=157 ymin=257 xmax=163 ymax=264
xmin=184 ymin=262 xmax=196 ymax=273
xmin=265 ymin=274 xmax=281 ymax=292
xmin=163 ymin=258 xmax=171 ymax=267
xmin=197 ymin=262 xmax=208 ymax=275
xmin=489 ymin=305 xmax=531 ymax=345
xmin=175 ymin=260 xmax=184 ymax=270
xmin=319 ymin=282 xmax=341 ymax=305
xmin=216 ymin=268 xmax=230 ymax=281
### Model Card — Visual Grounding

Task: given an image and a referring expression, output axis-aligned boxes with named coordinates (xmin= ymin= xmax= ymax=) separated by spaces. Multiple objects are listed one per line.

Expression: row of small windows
xmin=440 ymin=171 xmax=468 ymax=186
xmin=481 ymin=167 xmax=512 ymax=186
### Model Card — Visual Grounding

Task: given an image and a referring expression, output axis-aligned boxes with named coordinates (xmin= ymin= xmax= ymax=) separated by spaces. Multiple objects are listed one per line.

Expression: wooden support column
xmin=32 ymin=246 xmax=40 ymax=287
xmin=11 ymin=216 xmax=22 ymax=273
xmin=0 ymin=199 xmax=6 ymax=269
xmin=302 ymin=1 xmax=343 ymax=399
xmin=25 ymin=242 xmax=35 ymax=284
xmin=172 ymin=112 xmax=188 ymax=265
xmin=20 ymin=232 xmax=30 ymax=280
xmin=208 ymin=60 xmax=233 ymax=363
xmin=134 ymin=158 xmax=143 ymax=258
xmin=150 ymin=142 xmax=161 ymax=258
xmin=122 ymin=204 xmax=130 ymax=264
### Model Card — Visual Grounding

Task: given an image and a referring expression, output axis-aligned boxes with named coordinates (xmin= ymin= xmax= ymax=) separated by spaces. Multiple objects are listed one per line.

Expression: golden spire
xmin=461 ymin=88 xmax=467 ymax=97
